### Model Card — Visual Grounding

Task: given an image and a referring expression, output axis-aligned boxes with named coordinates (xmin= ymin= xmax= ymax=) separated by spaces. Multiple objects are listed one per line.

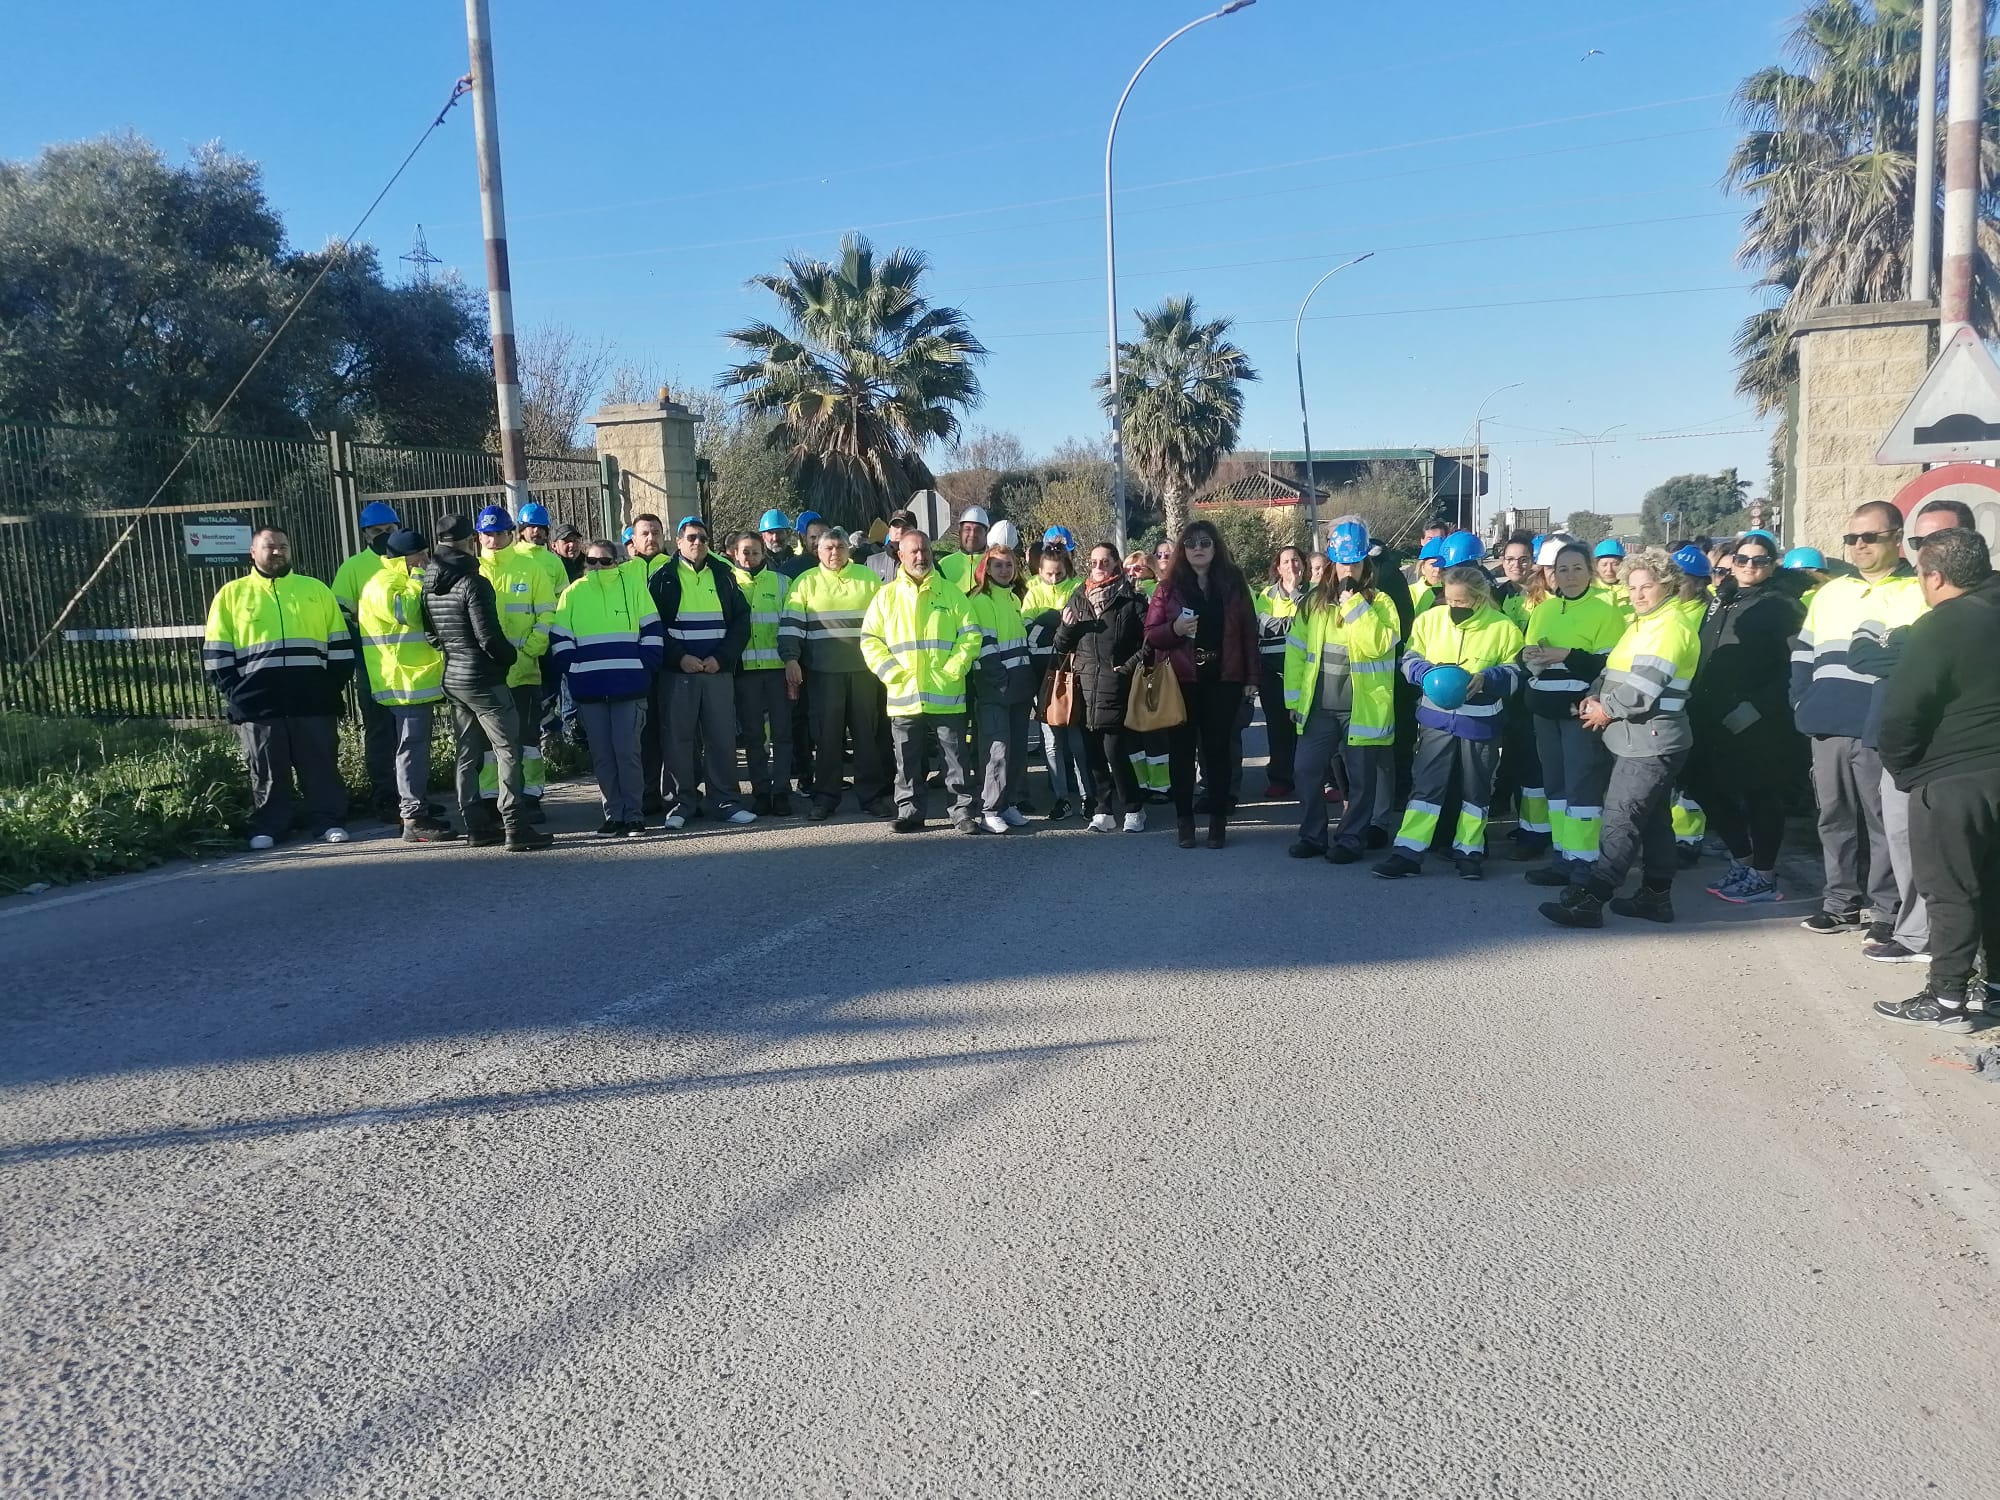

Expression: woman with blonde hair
xmin=963 ymin=545 xmax=1034 ymax=832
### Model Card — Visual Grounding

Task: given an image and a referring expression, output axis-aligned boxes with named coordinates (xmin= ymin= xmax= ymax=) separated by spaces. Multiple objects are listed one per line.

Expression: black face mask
xmin=1448 ymin=604 xmax=1477 ymax=625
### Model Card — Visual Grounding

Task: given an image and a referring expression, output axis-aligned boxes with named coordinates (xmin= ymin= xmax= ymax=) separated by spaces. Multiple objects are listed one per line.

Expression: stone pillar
xmin=1790 ymin=301 xmax=1934 ymax=548
xmin=584 ymin=395 xmax=702 ymax=524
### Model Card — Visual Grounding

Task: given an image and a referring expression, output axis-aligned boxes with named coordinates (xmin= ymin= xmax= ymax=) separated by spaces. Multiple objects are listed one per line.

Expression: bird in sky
xmin=1580 ymin=48 xmax=1605 ymax=61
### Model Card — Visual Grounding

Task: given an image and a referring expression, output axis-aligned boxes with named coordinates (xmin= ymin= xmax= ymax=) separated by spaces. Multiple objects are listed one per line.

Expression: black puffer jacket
xmin=423 ymin=544 xmax=516 ymax=691
xmin=1053 ymin=581 xmax=1148 ymax=730
xmin=1690 ymin=574 xmax=1804 ymax=749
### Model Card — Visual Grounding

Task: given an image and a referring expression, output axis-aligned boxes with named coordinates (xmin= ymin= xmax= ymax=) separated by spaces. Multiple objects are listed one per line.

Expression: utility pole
xmin=1940 ymin=0 xmax=1985 ymax=340
xmin=1292 ymin=252 xmax=1373 ymax=541
xmin=465 ymin=0 xmax=529 ymax=511
xmin=1911 ymin=0 xmax=1941 ymax=303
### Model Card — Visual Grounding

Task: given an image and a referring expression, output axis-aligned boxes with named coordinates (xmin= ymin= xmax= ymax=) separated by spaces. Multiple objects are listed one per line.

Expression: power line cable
xmin=3 ymin=77 xmax=473 ymax=701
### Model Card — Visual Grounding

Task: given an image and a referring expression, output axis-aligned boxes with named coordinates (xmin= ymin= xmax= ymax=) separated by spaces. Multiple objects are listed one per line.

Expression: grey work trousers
xmin=1295 ymin=705 xmax=1385 ymax=853
xmin=890 ymin=713 xmax=974 ymax=822
xmin=388 ymin=704 xmax=436 ymax=821
xmin=446 ymin=683 xmax=521 ymax=829
xmin=579 ymin=697 xmax=647 ymax=824
xmin=665 ymin=670 xmax=741 ymax=817
xmin=809 ymin=669 xmax=892 ymax=810
xmin=1810 ymin=735 xmax=1897 ymax=921
xmin=238 ymin=714 xmax=345 ymax=839
xmin=1589 ymin=748 xmax=1685 ymax=892
xmin=734 ymin=668 xmax=795 ymax=795
xmin=1533 ymin=713 xmax=1612 ymax=871
xmin=975 ymin=698 xmax=1031 ymax=816
xmin=1879 ymin=769 xmax=1930 ymax=951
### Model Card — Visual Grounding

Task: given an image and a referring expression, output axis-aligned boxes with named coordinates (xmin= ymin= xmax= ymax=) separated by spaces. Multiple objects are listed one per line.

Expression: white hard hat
xmin=987 ymin=519 xmax=1020 ymax=550
xmin=958 ymin=505 xmax=992 ymax=528
xmin=1536 ymin=532 xmax=1578 ymax=568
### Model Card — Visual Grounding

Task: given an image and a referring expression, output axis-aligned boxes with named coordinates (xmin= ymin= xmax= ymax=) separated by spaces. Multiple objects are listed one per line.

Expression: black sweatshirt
xmin=1878 ymin=574 xmax=2000 ymax=791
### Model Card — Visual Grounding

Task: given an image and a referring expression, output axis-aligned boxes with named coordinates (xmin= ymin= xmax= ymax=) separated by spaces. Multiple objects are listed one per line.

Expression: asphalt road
xmin=3 ymin=770 xmax=1998 ymax=1498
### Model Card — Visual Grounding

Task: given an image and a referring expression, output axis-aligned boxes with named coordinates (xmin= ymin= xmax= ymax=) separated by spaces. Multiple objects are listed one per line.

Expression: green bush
xmin=0 ymin=728 xmax=249 ymax=892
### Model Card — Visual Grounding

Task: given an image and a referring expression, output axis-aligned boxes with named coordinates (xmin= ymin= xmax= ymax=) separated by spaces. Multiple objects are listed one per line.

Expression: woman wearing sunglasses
xmin=1681 ymin=534 xmax=1807 ymax=904
xmin=1055 ymin=543 xmax=1152 ymax=832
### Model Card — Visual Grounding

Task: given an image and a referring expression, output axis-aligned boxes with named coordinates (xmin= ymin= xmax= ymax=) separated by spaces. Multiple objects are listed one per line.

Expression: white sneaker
xmin=999 ymin=807 xmax=1029 ymax=827
xmin=662 ymin=812 xmax=686 ymax=830
xmin=1122 ymin=809 xmax=1147 ymax=833
xmin=321 ymin=828 xmax=350 ymax=844
xmin=725 ymin=808 xmax=758 ymax=825
xmin=248 ymin=834 xmax=276 ymax=851
xmin=980 ymin=812 xmax=1010 ymax=835
xmin=1088 ymin=813 xmax=1117 ymax=833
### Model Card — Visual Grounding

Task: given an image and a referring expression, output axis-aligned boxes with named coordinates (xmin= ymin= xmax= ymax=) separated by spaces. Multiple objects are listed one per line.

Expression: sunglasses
xmin=1842 ymin=530 xmax=1900 ymax=546
xmin=583 ymin=556 xmax=616 ymax=568
xmin=1732 ymin=552 xmax=1775 ymax=566
xmin=1184 ymin=537 xmax=1214 ymax=549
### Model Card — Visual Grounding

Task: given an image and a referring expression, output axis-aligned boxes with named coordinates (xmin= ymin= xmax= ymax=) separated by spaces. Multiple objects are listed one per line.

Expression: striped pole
xmin=1939 ymin=0 xmax=1985 ymax=340
xmin=465 ymin=0 xmax=529 ymax=512
xmin=1910 ymin=0 xmax=1940 ymax=303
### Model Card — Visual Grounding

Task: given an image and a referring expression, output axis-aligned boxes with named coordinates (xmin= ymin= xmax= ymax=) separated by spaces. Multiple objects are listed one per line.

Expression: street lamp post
xmin=1556 ymin=423 xmax=1626 ymax=511
xmin=1462 ymin=381 xmax=1521 ymax=533
xmin=1293 ymin=251 xmax=1374 ymax=540
xmin=1104 ymin=1 xmax=1257 ymax=552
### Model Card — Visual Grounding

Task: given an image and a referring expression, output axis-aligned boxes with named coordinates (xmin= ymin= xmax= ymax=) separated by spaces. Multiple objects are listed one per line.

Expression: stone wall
xmin=1790 ymin=301 xmax=1933 ymax=549
xmin=584 ymin=397 xmax=702 ymax=523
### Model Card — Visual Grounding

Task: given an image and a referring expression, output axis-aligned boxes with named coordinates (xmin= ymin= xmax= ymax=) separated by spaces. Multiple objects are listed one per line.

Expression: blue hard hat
xmin=1783 ymin=546 xmax=1825 ymax=570
xmin=358 ymin=502 xmax=400 ymax=529
xmin=794 ymin=509 xmax=824 ymax=533
xmin=1327 ymin=520 xmax=1370 ymax=566
xmin=676 ymin=514 xmax=707 ymax=534
xmin=1670 ymin=543 xmax=1712 ymax=578
xmin=1043 ymin=525 xmax=1074 ymax=549
xmin=1417 ymin=537 xmax=1446 ymax=562
xmin=1438 ymin=530 xmax=1485 ymax=569
xmin=621 ymin=525 xmax=634 ymax=544
xmin=1593 ymin=538 xmax=1625 ymax=559
xmin=758 ymin=508 xmax=791 ymax=532
xmin=1531 ymin=533 xmax=1547 ymax=556
xmin=1421 ymin=664 xmax=1474 ymax=712
xmin=518 ymin=501 xmax=552 ymax=527
xmin=474 ymin=504 xmax=515 ymax=535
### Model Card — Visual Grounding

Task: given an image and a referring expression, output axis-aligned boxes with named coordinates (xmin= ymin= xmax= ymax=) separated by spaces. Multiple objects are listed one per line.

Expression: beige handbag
xmin=1125 ymin=652 xmax=1187 ymax=732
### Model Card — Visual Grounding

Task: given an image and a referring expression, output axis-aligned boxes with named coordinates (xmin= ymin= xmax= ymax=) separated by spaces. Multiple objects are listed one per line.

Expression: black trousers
xmin=237 ymin=715 xmax=345 ymax=839
xmin=1909 ymin=770 xmax=2000 ymax=993
xmin=1083 ymin=726 xmax=1142 ymax=816
xmin=1257 ymin=658 xmax=1297 ymax=788
xmin=1591 ymin=748 xmax=1686 ymax=892
xmin=1684 ymin=724 xmax=1794 ymax=871
xmin=1169 ymin=680 xmax=1243 ymax=820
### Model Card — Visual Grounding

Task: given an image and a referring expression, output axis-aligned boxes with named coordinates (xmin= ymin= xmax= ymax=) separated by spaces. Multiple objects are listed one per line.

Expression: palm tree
xmin=1096 ymin=296 xmax=1258 ymax=539
xmin=720 ymin=234 xmax=986 ymax=527
xmin=1728 ymin=0 xmax=2000 ymax=413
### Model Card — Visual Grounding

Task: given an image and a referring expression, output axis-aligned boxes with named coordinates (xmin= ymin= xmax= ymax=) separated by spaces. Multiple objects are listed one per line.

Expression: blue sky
xmin=4 ymin=0 xmax=1802 ymax=525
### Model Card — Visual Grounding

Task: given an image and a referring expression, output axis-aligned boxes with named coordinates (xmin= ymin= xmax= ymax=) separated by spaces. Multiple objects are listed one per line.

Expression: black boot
xmin=1538 ymin=882 xmax=1605 ymax=929
xmin=504 ymin=824 xmax=554 ymax=852
xmin=1177 ymin=817 xmax=1198 ymax=849
xmin=1610 ymin=881 xmax=1676 ymax=924
xmin=1205 ymin=812 xmax=1227 ymax=849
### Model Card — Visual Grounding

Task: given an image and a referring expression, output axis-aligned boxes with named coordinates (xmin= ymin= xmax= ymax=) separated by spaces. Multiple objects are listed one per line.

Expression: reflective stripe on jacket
xmin=510 ymin=537 xmax=570 ymax=602
xmin=1789 ymin=568 xmax=1927 ymax=739
xmin=202 ymin=570 xmax=354 ymax=723
xmin=1401 ymin=603 xmax=1524 ymax=741
xmin=779 ymin=562 xmax=880 ymax=674
xmin=1256 ymin=584 xmax=1304 ymax=663
xmin=478 ymin=546 xmax=556 ymax=689
xmin=331 ymin=546 xmax=395 ymax=619
xmin=1598 ymin=603 xmax=1701 ymax=757
xmin=356 ymin=563 xmax=443 ymax=706
xmin=1282 ymin=590 xmax=1401 ymax=745
xmin=550 ymin=565 xmax=664 ymax=701
xmin=963 ymin=585 xmax=1034 ymax=706
xmin=861 ymin=571 xmax=982 ymax=716
xmin=729 ymin=562 xmax=788 ymax=670
xmin=1523 ymin=589 xmax=1627 ymax=719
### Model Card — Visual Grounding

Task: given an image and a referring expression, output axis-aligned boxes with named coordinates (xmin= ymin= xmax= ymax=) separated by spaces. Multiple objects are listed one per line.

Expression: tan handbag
xmin=1041 ymin=656 xmax=1080 ymax=726
xmin=1125 ymin=652 xmax=1187 ymax=732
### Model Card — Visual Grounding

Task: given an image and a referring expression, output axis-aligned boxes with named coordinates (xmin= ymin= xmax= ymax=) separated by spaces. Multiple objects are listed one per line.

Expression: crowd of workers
xmin=199 ymin=490 xmax=2000 ymax=1034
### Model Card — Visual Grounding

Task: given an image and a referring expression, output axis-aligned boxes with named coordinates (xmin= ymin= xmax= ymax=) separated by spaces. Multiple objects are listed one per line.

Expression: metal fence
xmin=0 ymin=420 xmax=623 ymax=774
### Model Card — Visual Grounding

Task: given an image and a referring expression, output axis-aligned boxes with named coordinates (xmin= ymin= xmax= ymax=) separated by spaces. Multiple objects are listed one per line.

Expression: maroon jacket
xmin=1144 ymin=573 xmax=1260 ymax=685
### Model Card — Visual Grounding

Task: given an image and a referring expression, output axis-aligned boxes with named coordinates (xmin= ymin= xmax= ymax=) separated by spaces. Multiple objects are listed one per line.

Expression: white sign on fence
xmin=183 ymin=516 xmax=252 ymax=566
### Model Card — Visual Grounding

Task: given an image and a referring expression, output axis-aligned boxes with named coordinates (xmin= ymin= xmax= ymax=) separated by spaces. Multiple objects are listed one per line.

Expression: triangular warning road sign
xmin=1876 ymin=326 xmax=2000 ymax=463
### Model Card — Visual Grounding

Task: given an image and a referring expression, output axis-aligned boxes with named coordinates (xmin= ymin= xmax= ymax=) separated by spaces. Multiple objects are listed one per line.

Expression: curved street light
xmin=1557 ymin=423 xmax=1627 ymax=511
xmin=1293 ymin=251 xmax=1375 ymax=537
xmin=1462 ymin=381 xmax=1522 ymax=533
xmin=1104 ymin=0 xmax=1258 ymax=551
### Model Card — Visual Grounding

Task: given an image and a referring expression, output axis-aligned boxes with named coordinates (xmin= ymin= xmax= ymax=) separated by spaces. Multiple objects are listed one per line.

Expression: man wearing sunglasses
xmin=1791 ymin=501 xmax=1929 ymax=940
xmin=646 ymin=516 xmax=756 ymax=829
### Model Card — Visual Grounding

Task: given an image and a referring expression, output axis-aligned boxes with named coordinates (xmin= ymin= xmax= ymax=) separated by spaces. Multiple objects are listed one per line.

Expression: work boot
xmin=1325 ymin=844 xmax=1362 ymax=865
xmin=891 ymin=813 xmax=925 ymax=834
xmin=808 ymin=800 xmax=834 ymax=822
xmin=1205 ymin=812 xmax=1228 ymax=849
xmin=1372 ymin=852 xmax=1422 ymax=880
xmin=1609 ymin=882 xmax=1676 ymax=924
xmin=1176 ymin=817 xmax=1198 ymax=849
xmin=402 ymin=817 xmax=459 ymax=844
xmin=770 ymin=793 xmax=794 ymax=817
xmin=1538 ymin=883 xmax=1605 ymax=929
xmin=465 ymin=814 xmax=504 ymax=848
xmin=1523 ymin=861 xmax=1571 ymax=887
xmin=751 ymin=791 xmax=772 ymax=816
xmin=504 ymin=825 xmax=554 ymax=852
xmin=1287 ymin=840 xmax=1326 ymax=859
xmin=1454 ymin=856 xmax=1484 ymax=881
xmin=522 ymin=794 xmax=547 ymax=826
